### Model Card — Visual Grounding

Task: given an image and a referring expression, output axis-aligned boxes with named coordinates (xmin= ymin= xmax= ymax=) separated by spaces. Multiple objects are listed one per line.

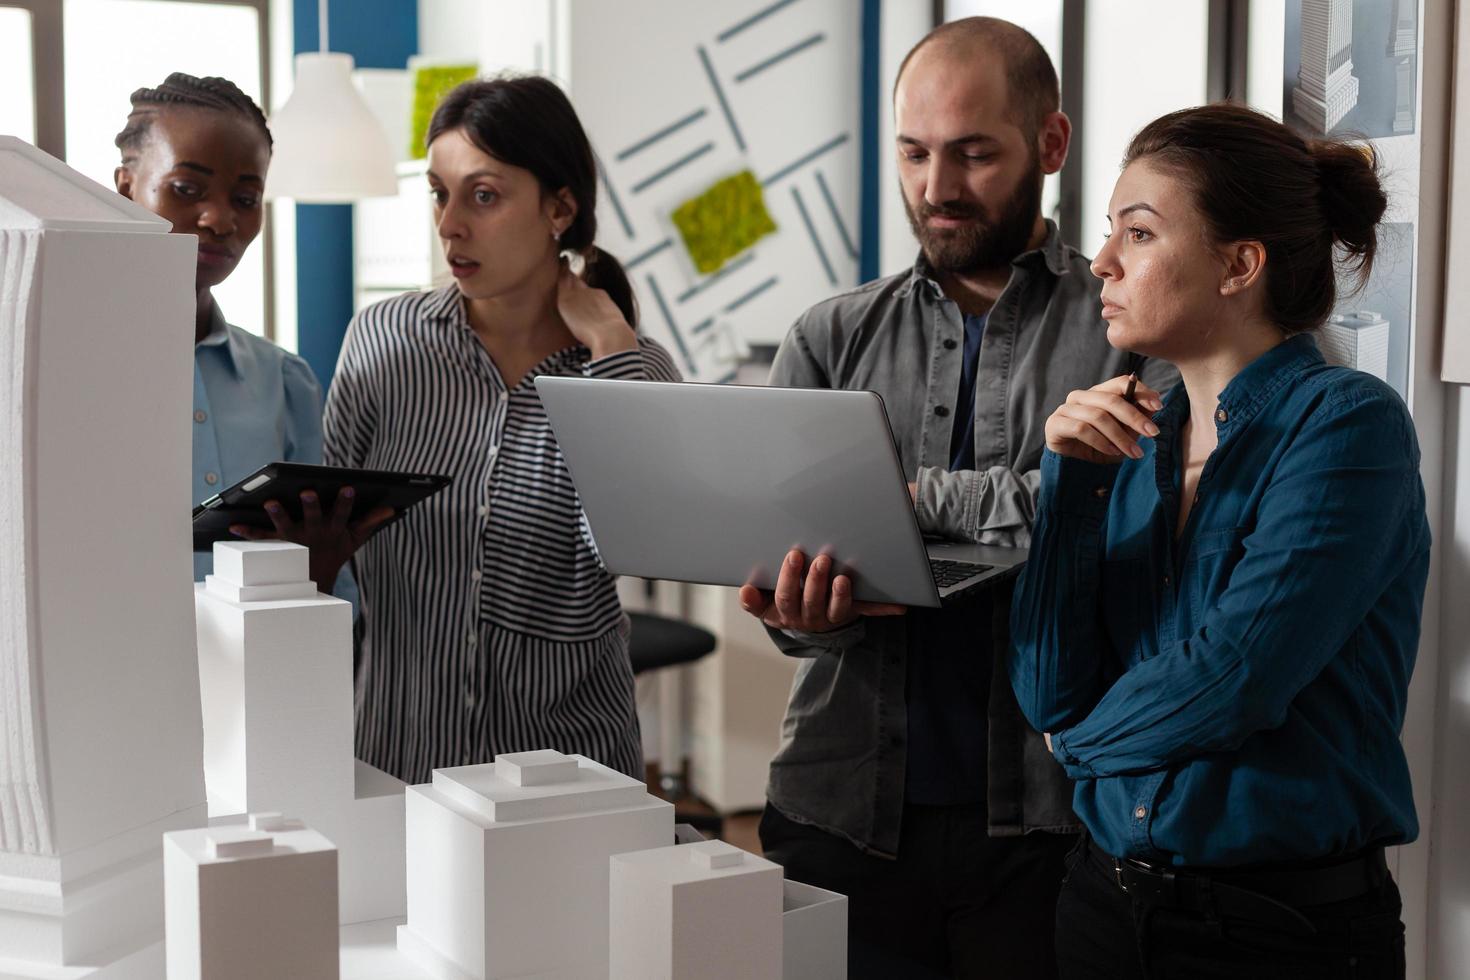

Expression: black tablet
xmin=192 ymin=462 xmax=452 ymax=551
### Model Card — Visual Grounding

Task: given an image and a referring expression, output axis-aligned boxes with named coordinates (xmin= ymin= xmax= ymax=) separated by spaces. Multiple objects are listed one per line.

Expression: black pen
xmin=1123 ymin=352 xmax=1147 ymax=405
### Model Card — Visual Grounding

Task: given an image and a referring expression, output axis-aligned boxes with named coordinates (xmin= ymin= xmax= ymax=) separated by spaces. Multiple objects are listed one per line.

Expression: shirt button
xmin=943 ymin=339 xmax=958 ymax=350
xmin=465 ymin=631 xmax=475 ymax=645
xmin=1215 ymin=408 xmax=1229 ymax=423
xmin=1135 ymin=806 xmax=1148 ymax=820
xmin=471 ymin=569 xmax=482 ymax=581
xmin=478 ymin=505 xmax=489 ymax=517
xmin=193 ymin=410 xmax=207 ymax=423
xmin=204 ymin=472 xmax=219 ymax=486
xmin=934 ymin=405 xmax=951 ymax=418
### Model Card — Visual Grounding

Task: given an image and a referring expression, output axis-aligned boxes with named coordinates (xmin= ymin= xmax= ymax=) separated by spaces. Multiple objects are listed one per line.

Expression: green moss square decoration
xmin=410 ymin=64 xmax=479 ymax=159
xmin=672 ymin=170 xmax=778 ymax=275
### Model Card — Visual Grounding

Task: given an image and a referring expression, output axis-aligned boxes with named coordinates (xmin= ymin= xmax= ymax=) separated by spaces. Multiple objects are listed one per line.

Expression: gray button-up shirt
xmin=763 ymin=221 xmax=1178 ymax=857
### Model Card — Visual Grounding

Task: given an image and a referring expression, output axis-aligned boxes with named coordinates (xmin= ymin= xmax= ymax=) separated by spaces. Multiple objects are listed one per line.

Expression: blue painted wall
xmin=859 ymin=0 xmax=881 ymax=284
xmin=291 ymin=0 xmax=417 ymax=388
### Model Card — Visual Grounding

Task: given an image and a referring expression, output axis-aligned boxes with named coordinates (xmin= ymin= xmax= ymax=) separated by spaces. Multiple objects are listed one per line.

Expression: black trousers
xmin=1055 ymin=836 xmax=1407 ymax=979
xmin=759 ymin=802 xmax=1074 ymax=979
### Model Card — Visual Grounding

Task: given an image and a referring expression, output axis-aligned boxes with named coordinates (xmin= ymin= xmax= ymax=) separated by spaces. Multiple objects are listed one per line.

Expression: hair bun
xmin=1309 ymin=139 xmax=1386 ymax=278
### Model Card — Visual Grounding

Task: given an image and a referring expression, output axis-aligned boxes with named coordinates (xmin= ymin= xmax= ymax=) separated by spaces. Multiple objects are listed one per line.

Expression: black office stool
xmin=627 ymin=610 xmax=720 ymax=835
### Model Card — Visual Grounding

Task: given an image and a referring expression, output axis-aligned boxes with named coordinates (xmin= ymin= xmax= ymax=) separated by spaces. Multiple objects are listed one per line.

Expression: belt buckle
xmin=1113 ymin=858 xmax=1129 ymax=894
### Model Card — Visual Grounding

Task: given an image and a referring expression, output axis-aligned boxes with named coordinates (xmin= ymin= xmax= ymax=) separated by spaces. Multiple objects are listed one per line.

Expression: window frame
xmin=5 ymin=0 xmax=275 ymax=338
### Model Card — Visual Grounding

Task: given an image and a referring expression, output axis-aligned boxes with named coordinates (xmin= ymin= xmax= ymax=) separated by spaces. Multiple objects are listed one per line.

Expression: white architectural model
xmin=397 ymin=750 xmax=674 ymax=979
xmin=780 ymin=879 xmax=848 ymax=980
xmin=195 ymin=540 xmax=407 ymax=924
xmin=1293 ymin=0 xmax=1360 ymax=134
xmin=609 ymin=839 xmax=783 ymax=980
xmin=164 ymin=814 xmax=339 ymax=980
xmin=0 ymin=137 xmax=204 ymax=977
xmin=608 ymin=837 xmax=849 ymax=980
xmin=1320 ymin=311 xmax=1392 ymax=381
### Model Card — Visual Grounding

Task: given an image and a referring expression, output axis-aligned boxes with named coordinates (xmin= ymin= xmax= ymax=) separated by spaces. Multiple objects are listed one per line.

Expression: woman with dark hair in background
xmin=1010 ymin=103 xmax=1427 ymax=978
xmin=324 ymin=75 xmax=680 ymax=785
xmin=114 ymin=72 xmax=385 ymax=593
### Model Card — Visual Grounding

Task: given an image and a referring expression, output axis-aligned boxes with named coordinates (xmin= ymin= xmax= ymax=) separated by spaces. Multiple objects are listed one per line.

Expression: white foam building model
xmin=608 ymin=838 xmax=848 ymax=980
xmin=0 ymin=137 xmax=204 ymax=977
xmin=397 ymin=750 xmax=674 ymax=979
xmin=779 ymin=879 xmax=848 ymax=980
xmin=610 ymin=839 xmax=782 ymax=980
xmin=164 ymin=813 xmax=339 ymax=980
xmin=1293 ymin=0 xmax=1360 ymax=134
xmin=194 ymin=540 xmax=407 ymax=925
xmin=1320 ymin=310 xmax=1392 ymax=381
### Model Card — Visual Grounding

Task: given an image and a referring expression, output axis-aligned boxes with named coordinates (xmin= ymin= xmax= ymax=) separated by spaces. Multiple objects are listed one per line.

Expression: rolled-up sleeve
xmin=1008 ymin=449 xmax=1124 ymax=734
xmin=1050 ymin=390 xmax=1424 ymax=779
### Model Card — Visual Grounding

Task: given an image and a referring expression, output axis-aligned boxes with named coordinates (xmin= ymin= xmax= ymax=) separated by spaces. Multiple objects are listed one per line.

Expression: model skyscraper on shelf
xmin=1293 ymin=0 xmax=1361 ymax=133
xmin=1320 ymin=310 xmax=1392 ymax=381
xmin=0 ymin=137 xmax=204 ymax=978
xmin=398 ymin=750 xmax=674 ymax=979
xmin=195 ymin=539 xmax=407 ymax=924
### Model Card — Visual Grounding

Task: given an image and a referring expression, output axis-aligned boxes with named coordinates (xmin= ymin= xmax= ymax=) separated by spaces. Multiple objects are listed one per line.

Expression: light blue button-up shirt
xmin=192 ymin=302 xmax=324 ymax=582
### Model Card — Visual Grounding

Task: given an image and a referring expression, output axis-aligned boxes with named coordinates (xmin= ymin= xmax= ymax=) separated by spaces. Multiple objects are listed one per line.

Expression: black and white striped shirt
xmin=323 ymin=285 xmax=680 ymax=784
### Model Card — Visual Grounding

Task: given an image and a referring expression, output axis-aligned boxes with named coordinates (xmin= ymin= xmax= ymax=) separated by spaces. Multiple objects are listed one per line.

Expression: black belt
xmin=1084 ymin=837 xmax=1389 ymax=936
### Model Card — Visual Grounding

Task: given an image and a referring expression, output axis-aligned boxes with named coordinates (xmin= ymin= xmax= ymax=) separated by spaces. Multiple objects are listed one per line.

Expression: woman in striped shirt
xmin=324 ymin=76 xmax=680 ymax=785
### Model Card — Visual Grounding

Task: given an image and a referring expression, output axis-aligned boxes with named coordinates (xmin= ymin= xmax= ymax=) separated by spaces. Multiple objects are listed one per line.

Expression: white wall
xmin=418 ymin=0 xmax=866 ymax=380
xmin=1421 ymin=1 xmax=1467 ymax=974
xmin=1079 ymin=1 xmax=1209 ymax=257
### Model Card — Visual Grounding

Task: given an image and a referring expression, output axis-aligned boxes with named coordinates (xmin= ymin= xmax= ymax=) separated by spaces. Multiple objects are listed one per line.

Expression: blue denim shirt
xmin=1009 ymin=334 xmax=1428 ymax=867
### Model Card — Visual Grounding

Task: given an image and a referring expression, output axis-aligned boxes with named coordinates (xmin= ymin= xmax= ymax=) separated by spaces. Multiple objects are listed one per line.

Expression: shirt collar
xmin=193 ymin=301 xmax=246 ymax=379
xmin=898 ymin=218 xmax=1069 ymax=299
xmin=1153 ymin=332 xmax=1322 ymax=440
xmin=1215 ymin=333 xmax=1323 ymax=429
xmin=423 ymin=284 xmax=467 ymax=324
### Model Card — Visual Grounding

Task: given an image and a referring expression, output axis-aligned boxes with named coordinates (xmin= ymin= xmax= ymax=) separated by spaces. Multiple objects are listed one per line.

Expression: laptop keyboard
xmin=930 ymin=559 xmax=994 ymax=588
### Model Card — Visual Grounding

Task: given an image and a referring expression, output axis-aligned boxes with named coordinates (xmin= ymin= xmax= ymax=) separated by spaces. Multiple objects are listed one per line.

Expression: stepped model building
xmin=398 ymin=750 xmax=674 ymax=979
xmin=780 ymin=879 xmax=848 ymax=980
xmin=1320 ymin=311 xmax=1392 ymax=381
xmin=609 ymin=838 xmax=849 ymax=980
xmin=0 ymin=137 xmax=204 ymax=977
xmin=164 ymin=814 xmax=339 ymax=980
xmin=609 ymin=839 xmax=783 ymax=980
xmin=1293 ymin=0 xmax=1360 ymax=134
xmin=195 ymin=540 xmax=407 ymax=924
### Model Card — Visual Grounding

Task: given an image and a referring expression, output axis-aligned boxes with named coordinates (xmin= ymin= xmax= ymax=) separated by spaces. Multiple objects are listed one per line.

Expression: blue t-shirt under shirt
xmin=906 ymin=312 xmax=992 ymax=806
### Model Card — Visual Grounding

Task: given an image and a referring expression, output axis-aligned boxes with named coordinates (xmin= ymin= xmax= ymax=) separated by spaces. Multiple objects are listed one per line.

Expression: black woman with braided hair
xmin=113 ymin=72 xmax=388 ymax=593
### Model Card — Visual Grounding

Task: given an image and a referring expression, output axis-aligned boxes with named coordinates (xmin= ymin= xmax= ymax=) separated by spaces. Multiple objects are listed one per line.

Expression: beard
xmin=903 ymin=161 xmax=1043 ymax=274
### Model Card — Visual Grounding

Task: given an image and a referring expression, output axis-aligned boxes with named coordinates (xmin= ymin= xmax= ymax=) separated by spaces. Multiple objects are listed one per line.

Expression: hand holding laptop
xmin=739 ymin=549 xmax=907 ymax=633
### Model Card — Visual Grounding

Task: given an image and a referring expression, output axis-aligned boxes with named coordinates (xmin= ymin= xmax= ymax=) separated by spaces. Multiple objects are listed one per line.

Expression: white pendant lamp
xmin=266 ymin=0 xmax=397 ymax=202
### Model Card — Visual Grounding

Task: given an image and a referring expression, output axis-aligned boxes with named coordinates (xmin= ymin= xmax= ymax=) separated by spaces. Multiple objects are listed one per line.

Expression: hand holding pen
xmin=1123 ymin=352 xmax=1146 ymax=406
xmin=1044 ymin=358 xmax=1164 ymax=464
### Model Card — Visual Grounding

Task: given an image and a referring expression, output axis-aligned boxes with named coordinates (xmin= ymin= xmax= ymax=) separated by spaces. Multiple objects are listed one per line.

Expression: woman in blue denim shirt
xmin=1010 ymin=104 xmax=1428 ymax=978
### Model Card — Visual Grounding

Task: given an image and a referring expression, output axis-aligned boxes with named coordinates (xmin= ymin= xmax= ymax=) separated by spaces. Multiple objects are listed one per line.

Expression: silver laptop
xmin=534 ymin=377 xmax=1028 ymax=609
